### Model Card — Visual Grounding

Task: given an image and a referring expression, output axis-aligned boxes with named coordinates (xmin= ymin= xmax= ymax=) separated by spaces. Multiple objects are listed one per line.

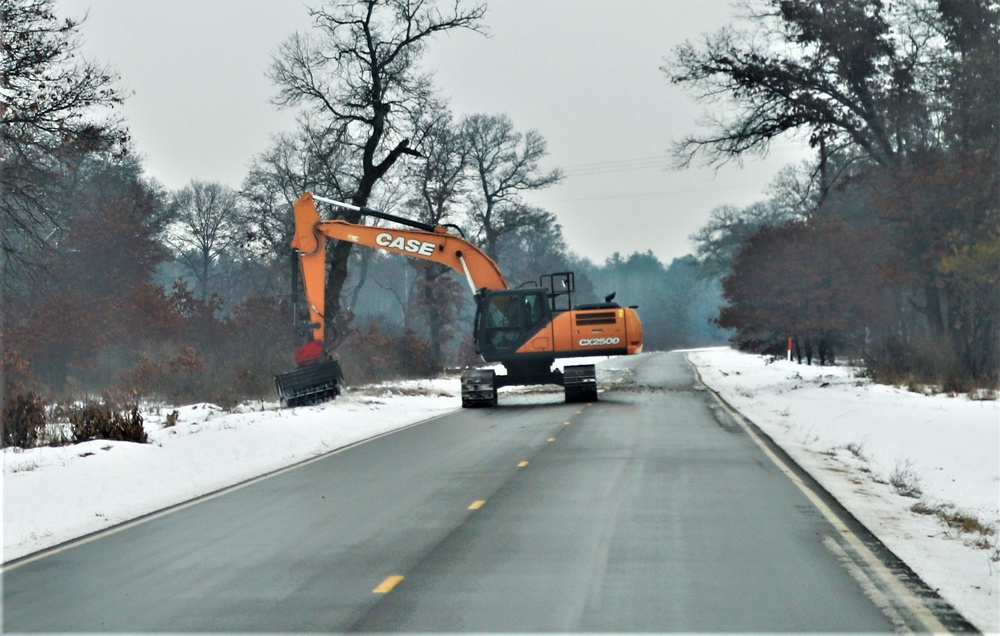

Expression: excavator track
xmin=563 ymin=364 xmax=598 ymax=403
xmin=461 ymin=368 xmax=498 ymax=408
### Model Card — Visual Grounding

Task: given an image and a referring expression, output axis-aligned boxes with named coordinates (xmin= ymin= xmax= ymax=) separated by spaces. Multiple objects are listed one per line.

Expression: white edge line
xmin=687 ymin=357 xmax=949 ymax=634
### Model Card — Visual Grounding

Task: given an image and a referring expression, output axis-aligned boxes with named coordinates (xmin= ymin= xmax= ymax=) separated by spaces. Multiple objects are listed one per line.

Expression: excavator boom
xmin=290 ymin=192 xmax=507 ymax=346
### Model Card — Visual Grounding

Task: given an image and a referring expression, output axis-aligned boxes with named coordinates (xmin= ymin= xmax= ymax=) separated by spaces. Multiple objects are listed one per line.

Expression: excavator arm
xmin=290 ymin=191 xmax=508 ymax=348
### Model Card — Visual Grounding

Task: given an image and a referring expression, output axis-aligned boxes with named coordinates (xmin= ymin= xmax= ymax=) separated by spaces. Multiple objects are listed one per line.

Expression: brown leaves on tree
xmin=718 ymin=218 xmax=892 ymax=360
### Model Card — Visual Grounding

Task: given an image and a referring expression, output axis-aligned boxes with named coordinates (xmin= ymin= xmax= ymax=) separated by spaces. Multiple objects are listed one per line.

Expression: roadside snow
xmin=686 ymin=347 xmax=999 ymax=633
xmin=3 ymin=351 xmax=997 ymax=631
xmin=2 ymin=379 xmax=459 ymax=563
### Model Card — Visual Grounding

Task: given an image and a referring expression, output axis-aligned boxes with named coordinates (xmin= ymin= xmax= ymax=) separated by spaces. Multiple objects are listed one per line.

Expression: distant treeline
xmin=1 ymin=148 xmax=728 ymax=405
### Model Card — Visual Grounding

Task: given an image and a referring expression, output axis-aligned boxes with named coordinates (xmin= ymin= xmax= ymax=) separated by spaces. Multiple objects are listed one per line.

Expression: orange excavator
xmin=274 ymin=192 xmax=643 ymax=407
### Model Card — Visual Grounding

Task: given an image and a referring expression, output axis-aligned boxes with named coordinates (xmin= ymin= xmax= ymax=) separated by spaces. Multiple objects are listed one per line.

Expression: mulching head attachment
xmin=275 ymin=360 xmax=344 ymax=408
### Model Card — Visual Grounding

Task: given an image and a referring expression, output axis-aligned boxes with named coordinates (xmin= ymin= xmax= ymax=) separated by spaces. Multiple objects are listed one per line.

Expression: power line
xmin=529 ymin=182 xmax=766 ymax=205
xmin=556 ymin=140 xmax=810 ymax=178
xmin=560 ymin=156 xmax=670 ymax=178
xmin=562 ymin=155 xmax=668 ymax=169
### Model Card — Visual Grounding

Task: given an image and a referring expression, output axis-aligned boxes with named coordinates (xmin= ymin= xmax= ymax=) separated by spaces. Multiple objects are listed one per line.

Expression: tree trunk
xmin=201 ymin=248 xmax=210 ymax=300
xmin=321 ymin=158 xmax=379 ymax=346
xmin=425 ymin=271 xmax=443 ymax=369
xmin=923 ymin=284 xmax=945 ymax=336
xmin=324 ymin=239 xmax=355 ymax=346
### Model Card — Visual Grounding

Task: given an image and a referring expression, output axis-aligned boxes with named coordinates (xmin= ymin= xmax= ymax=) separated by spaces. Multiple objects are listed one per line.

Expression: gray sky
xmin=57 ymin=0 xmax=811 ymax=265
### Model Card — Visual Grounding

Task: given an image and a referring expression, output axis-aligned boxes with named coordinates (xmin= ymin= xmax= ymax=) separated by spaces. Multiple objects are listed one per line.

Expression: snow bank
xmin=2 ymin=379 xmax=459 ymax=563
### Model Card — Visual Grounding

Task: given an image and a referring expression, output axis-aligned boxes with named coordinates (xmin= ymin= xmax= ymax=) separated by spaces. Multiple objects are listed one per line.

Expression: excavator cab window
xmin=524 ymin=292 xmax=546 ymax=326
xmin=484 ymin=295 xmax=519 ymax=330
xmin=477 ymin=289 xmax=550 ymax=356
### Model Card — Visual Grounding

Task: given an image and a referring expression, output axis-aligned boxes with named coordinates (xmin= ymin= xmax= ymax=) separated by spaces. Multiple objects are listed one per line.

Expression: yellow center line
xmin=563 ymin=420 xmax=571 ymax=426
xmin=518 ymin=461 xmax=529 ymax=467
xmin=373 ymin=575 xmax=404 ymax=594
xmin=575 ymin=410 xmax=583 ymax=414
xmin=548 ymin=437 xmax=556 ymax=442
xmin=468 ymin=500 xmax=486 ymax=510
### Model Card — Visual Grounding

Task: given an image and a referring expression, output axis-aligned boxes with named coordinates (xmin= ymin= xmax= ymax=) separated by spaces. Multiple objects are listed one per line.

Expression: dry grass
xmin=911 ymin=501 xmax=997 ymax=555
xmin=889 ymin=460 xmax=923 ymax=498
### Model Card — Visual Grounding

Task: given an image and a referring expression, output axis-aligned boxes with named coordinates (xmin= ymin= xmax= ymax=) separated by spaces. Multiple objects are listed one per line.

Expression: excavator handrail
xmin=313 ymin=195 xmax=440 ymax=233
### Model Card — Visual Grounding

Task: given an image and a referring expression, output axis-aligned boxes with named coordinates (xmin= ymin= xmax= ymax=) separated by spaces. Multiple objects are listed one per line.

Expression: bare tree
xmin=495 ymin=206 xmax=572 ymax=286
xmin=241 ymin=124 xmax=355 ymax=259
xmin=690 ymin=163 xmax=814 ymax=280
xmin=402 ymin=102 xmax=471 ymax=367
xmin=408 ymin=102 xmax=471 ymax=227
xmin=267 ymin=0 xmax=486 ymax=340
xmin=0 ymin=0 xmax=128 ymax=289
xmin=168 ymin=182 xmax=241 ymax=299
xmin=462 ymin=113 xmax=563 ymax=259
xmin=663 ymin=0 xmax=936 ymax=170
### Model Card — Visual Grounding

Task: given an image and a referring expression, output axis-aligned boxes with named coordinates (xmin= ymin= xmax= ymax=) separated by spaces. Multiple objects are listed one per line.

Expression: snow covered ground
xmin=2 ymin=381 xmax=460 ymax=563
xmin=3 ymin=349 xmax=997 ymax=631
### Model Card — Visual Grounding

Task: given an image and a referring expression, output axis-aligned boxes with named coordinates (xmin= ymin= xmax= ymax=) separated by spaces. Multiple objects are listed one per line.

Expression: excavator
xmin=274 ymin=192 xmax=643 ymax=407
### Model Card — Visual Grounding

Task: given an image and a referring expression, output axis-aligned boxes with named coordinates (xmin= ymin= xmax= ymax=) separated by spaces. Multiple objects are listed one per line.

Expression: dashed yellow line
xmin=518 ymin=461 xmax=529 ymax=467
xmin=547 ymin=437 xmax=556 ymax=442
xmin=563 ymin=420 xmax=572 ymax=426
xmin=373 ymin=575 xmax=404 ymax=593
xmin=468 ymin=500 xmax=486 ymax=510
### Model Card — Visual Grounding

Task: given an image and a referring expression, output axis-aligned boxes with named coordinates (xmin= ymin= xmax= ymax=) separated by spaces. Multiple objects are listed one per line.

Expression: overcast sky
xmin=56 ymin=0 xmax=811 ymax=265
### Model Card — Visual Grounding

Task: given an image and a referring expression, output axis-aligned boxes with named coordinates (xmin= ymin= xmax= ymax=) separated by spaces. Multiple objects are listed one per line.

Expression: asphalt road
xmin=2 ymin=352 xmax=953 ymax=632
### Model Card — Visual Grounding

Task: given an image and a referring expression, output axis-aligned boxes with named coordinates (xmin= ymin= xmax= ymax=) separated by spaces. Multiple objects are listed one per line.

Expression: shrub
xmin=861 ymin=335 xmax=986 ymax=393
xmin=889 ymin=460 xmax=923 ymax=498
xmin=339 ymin=323 xmax=439 ymax=384
xmin=1 ymin=392 xmax=47 ymax=449
xmin=68 ymin=401 xmax=148 ymax=444
xmin=164 ymin=410 xmax=180 ymax=427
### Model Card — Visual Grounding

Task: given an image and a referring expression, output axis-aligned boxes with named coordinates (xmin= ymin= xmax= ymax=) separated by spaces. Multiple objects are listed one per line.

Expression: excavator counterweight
xmin=275 ymin=192 xmax=643 ymax=408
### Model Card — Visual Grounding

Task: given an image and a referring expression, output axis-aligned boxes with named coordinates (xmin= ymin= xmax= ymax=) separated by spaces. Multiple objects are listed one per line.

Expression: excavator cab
xmin=473 ymin=272 xmax=574 ymax=360
xmin=475 ymin=289 xmax=551 ymax=358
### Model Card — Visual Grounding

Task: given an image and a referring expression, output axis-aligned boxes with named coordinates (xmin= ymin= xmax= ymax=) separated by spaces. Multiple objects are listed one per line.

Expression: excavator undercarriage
xmin=459 ymin=362 xmax=598 ymax=407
